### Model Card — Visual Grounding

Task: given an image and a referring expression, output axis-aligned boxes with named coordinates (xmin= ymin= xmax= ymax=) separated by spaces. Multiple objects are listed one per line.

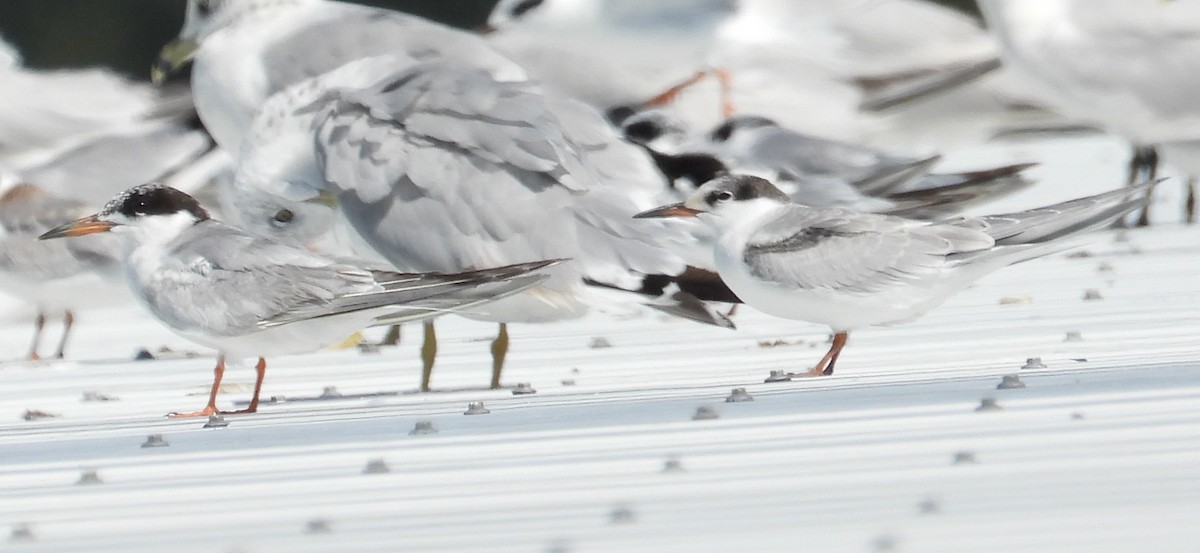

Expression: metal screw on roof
xmin=952 ymin=451 xmax=978 ymax=465
xmin=661 ymin=458 xmax=685 ymax=473
xmin=975 ymin=398 xmax=1002 ymax=412
xmin=560 ymin=379 xmax=576 ymax=386
xmin=134 ymin=348 xmax=155 ymax=360
xmin=725 ymin=387 xmax=754 ymax=403
xmin=608 ymin=505 xmax=636 ymax=525
xmin=203 ymin=415 xmax=229 ymax=429
xmin=319 ymin=386 xmax=343 ymax=399
xmin=1064 ymin=331 xmax=1083 ymax=342
xmin=512 ymin=382 xmax=537 ymax=396
xmin=9 ymin=524 xmax=34 ymax=543
xmin=589 ymin=337 xmax=613 ymax=349
xmin=141 ymin=434 xmax=169 ymax=448
xmin=264 ymin=396 xmax=287 ymax=405
xmin=1021 ymin=357 xmax=1046 ymax=370
xmin=463 ymin=402 xmax=490 ymax=415
xmin=363 ymin=459 xmax=390 ymax=474
xmin=81 ymin=391 xmax=118 ymax=402
xmin=1097 ymin=262 xmax=1114 ymax=273
xmin=872 ymin=534 xmax=899 ymax=552
xmin=1083 ymin=289 xmax=1103 ymax=301
xmin=1071 ymin=412 xmax=1086 ymax=420
xmin=409 ymin=421 xmax=438 ymax=435
xmin=918 ymin=498 xmax=940 ymax=515
xmin=21 ymin=409 xmax=57 ymax=421
xmin=76 ymin=470 xmax=102 ymax=485
xmin=764 ymin=370 xmax=793 ymax=383
xmin=692 ymin=406 xmax=719 ymax=420
xmin=997 ymin=375 xmax=1026 ymax=389
xmin=305 ymin=519 xmax=332 ymax=534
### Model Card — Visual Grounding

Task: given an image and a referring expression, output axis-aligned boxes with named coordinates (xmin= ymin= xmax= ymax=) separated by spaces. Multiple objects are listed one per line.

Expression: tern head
xmin=634 ymin=174 xmax=790 ymax=222
xmin=617 ymin=109 xmax=691 ymax=149
xmin=222 ymin=181 xmax=338 ymax=247
xmin=39 ymin=183 xmax=210 ymax=242
xmin=153 ymin=0 xmax=308 ymax=84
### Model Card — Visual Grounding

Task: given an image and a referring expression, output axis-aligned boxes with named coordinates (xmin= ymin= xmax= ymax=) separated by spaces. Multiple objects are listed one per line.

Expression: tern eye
xmin=196 ymin=0 xmax=216 ymax=16
xmin=706 ymin=190 xmax=734 ymax=205
xmin=271 ymin=208 xmax=295 ymax=225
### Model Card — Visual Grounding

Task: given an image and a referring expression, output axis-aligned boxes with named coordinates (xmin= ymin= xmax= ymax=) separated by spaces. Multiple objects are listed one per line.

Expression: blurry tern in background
xmin=618 ymin=110 xmax=1036 ymax=218
xmin=40 ymin=183 xmax=558 ymax=417
xmin=0 ymin=183 xmax=126 ymax=360
xmin=637 ymin=174 xmax=1146 ymax=377
xmin=979 ymin=0 xmax=1200 ymax=225
xmin=484 ymin=0 xmax=1040 ymax=149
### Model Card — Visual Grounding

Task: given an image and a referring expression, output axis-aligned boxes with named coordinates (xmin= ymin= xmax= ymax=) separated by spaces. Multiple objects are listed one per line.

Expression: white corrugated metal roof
xmin=2 ymin=135 xmax=1199 ymax=552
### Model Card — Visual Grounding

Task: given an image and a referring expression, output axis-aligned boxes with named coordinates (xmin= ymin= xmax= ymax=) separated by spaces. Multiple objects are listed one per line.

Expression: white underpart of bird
xmin=485 ymin=0 xmax=1022 ymax=146
xmin=979 ymin=0 xmax=1200 ymax=221
xmin=0 ymin=183 xmax=127 ymax=360
xmin=163 ymin=0 xmax=528 ymax=154
xmin=636 ymin=174 xmax=1145 ymax=376
xmin=38 ymin=183 xmax=556 ymax=416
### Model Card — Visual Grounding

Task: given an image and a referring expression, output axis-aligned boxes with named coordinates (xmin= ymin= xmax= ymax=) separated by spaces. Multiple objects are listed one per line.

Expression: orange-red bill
xmin=633 ymin=203 xmax=702 ymax=219
xmin=38 ymin=215 xmax=116 ymax=240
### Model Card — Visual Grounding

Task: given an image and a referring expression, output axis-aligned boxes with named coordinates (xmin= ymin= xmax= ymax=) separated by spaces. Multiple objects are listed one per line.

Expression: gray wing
xmin=140 ymin=221 xmax=381 ymax=337
xmin=314 ymin=63 xmax=592 ymax=275
xmin=260 ymin=5 xmax=526 ymax=98
xmin=743 ymin=206 xmax=993 ymax=294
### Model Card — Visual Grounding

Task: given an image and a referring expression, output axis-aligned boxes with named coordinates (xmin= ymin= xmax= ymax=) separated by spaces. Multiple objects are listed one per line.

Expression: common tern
xmin=637 ymin=174 xmax=1146 ymax=377
xmin=979 ymin=0 xmax=1200 ymax=224
xmin=0 ymin=183 xmax=126 ymax=360
xmin=40 ymin=183 xmax=558 ymax=416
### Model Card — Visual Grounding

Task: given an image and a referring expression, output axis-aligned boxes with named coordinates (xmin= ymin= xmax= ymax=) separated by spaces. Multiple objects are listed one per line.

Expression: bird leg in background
xmin=490 ymin=323 xmax=509 ymax=389
xmin=168 ymin=354 xmax=227 ymax=418
xmin=52 ymin=310 xmax=74 ymax=359
xmin=26 ymin=312 xmax=46 ymax=360
xmin=642 ymin=68 xmax=736 ymax=118
xmin=377 ymin=324 xmax=402 ymax=346
xmin=1128 ymin=145 xmax=1159 ymax=227
xmin=420 ymin=321 xmax=437 ymax=392
xmin=714 ymin=67 xmax=735 ymax=118
xmin=800 ymin=331 xmax=849 ymax=377
xmin=1186 ymin=177 xmax=1197 ymax=224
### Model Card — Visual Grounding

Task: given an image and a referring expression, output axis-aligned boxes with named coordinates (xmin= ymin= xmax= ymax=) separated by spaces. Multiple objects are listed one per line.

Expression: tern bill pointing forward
xmin=637 ymin=174 xmax=1147 ymax=377
xmin=39 ymin=183 xmax=560 ymax=417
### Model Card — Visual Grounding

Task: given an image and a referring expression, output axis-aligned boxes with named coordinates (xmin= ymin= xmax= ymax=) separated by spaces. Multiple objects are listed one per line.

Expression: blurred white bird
xmin=979 ymin=0 xmax=1200 ymax=224
xmin=637 ymin=174 xmax=1145 ymax=377
xmin=484 ymin=0 xmax=1022 ymax=145
xmin=153 ymin=0 xmax=527 ymax=153
xmin=0 ymin=183 xmax=126 ymax=360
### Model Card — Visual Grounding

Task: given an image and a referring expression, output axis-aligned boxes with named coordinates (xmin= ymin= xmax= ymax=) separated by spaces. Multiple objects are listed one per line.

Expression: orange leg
xmin=800 ymin=331 xmax=849 ymax=377
xmin=642 ymin=67 xmax=736 ymax=118
xmin=218 ymin=357 xmax=268 ymax=415
xmin=643 ymin=70 xmax=709 ymax=108
xmin=53 ymin=310 xmax=74 ymax=359
xmin=26 ymin=312 xmax=46 ymax=361
xmin=713 ymin=67 xmax=735 ymax=118
xmin=168 ymin=354 xmax=226 ymax=418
